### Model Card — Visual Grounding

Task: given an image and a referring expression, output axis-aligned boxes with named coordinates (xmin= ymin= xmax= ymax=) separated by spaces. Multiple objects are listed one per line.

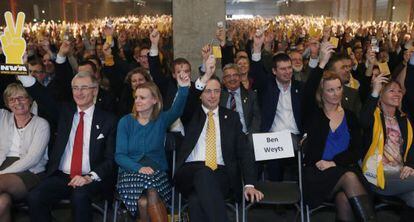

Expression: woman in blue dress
xmin=302 ymin=42 xmax=376 ymax=221
xmin=115 ymin=73 xmax=190 ymax=221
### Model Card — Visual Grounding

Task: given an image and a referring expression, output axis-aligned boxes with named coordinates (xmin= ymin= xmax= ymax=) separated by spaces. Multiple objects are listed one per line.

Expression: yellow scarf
xmin=362 ymin=107 xmax=413 ymax=189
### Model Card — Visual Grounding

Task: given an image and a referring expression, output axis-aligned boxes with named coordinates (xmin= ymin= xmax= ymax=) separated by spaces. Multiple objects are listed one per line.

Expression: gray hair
xmin=71 ymin=71 xmax=99 ymax=87
xmin=222 ymin=63 xmax=239 ymax=74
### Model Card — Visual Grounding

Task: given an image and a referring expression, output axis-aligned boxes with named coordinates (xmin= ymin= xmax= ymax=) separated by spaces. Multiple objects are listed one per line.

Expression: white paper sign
xmin=252 ymin=131 xmax=295 ymax=161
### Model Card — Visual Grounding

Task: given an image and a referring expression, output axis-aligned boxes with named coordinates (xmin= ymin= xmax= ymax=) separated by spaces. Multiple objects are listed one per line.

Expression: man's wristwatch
xmin=86 ymin=173 xmax=97 ymax=181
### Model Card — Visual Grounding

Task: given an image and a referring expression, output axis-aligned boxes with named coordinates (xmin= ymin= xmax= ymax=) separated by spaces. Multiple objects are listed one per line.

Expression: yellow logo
xmin=0 ymin=11 xmax=28 ymax=75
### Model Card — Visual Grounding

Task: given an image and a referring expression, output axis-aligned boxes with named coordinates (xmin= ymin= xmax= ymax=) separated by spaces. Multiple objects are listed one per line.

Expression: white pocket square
xmin=97 ymin=134 xmax=105 ymax=140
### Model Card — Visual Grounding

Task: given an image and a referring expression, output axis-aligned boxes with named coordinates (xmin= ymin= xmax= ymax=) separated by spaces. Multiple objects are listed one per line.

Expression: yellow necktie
xmin=205 ymin=111 xmax=217 ymax=170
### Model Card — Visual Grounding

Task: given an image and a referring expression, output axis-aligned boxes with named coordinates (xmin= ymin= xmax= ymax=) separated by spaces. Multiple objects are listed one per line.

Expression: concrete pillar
xmin=9 ymin=0 xmax=16 ymax=18
xmin=73 ymin=0 xmax=78 ymax=22
xmin=61 ymin=0 xmax=66 ymax=21
xmin=173 ymin=0 xmax=226 ymax=79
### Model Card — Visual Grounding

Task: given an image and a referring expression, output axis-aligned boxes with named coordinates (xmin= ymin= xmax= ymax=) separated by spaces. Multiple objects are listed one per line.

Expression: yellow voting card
xmin=329 ymin=37 xmax=339 ymax=48
xmin=212 ymin=46 xmax=222 ymax=59
xmin=347 ymin=47 xmax=352 ymax=55
xmin=378 ymin=62 xmax=391 ymax=75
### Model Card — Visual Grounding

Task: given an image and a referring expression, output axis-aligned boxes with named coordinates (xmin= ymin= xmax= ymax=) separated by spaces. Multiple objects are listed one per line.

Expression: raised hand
xmin=201 ymin=44 xmax=212 ymax=64
xmin=318 ymin=41 xmax=335 ymax=69
xmin=205 ymin=55 xmax=216 ymax=77
xmin=58 ymin=40 xmax=71 ymax=57
xmin=176 ymin=68 xmax=191 ymax=87
xmin=366 ymin=47 xmax=378 ymax=66
xmin=216 ymin=28 xmax=226 ymax=47
xmin=103 ymin=42 xmax=112 ymax=57
xmin=253 ymin=33 xmax=265 ymax=54
xmin=0 ymin=12 xmax=26 ymax=64
xmin=150 ymin=29 xmax=160 ymax=47
xmin=308 ymin=38 xmax=320 ymax=59
xmin=371 ymin=73 xmax=389 ymax=95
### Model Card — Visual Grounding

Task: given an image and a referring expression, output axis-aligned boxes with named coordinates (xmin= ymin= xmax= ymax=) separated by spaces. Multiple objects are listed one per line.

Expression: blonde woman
xmin=301 ymin=42 xmax=376 ymax=222
xmin=360 ymin=74 xmax=414 ymax=222
xmin=115 ymin=74 xmax=189 ymax=222
xmin=0 ymin=83 xmax=49 ymax=222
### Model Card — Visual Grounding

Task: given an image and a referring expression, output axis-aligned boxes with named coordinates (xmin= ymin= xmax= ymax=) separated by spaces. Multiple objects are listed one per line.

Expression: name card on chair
xmin=252 ymin=131 xmax=294 ymax=161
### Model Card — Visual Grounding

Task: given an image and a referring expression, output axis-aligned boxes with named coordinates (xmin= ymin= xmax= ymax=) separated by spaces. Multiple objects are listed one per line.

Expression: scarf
xmin=362 ymin=107 xmax=413 ymax=189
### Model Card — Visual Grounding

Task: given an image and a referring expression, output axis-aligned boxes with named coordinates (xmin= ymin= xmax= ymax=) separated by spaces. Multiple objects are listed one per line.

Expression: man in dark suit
xmin=27 ymin=71 xmax=117 ymax=222
xmin=220 ymin=63 xmax=261 ymax=135
xmin=325 ymin=54 xmax=362 ymax=115
xmin=174 ymin=76 xmax=263 ymax=222
xmin=250 ymin=34 xmax=303 ymax=181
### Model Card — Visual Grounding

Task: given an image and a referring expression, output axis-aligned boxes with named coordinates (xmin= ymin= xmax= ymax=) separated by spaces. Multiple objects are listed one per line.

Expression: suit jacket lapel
xmin=220 ymin=90 xmax=229 ymax=108
xmin=218 ymin=107 xmax=229 ymax=163
xmin=240 ymin=87 xmax=249 ymax=122
xmin=56 ymin=106 xmax=76 ymax=162
xmin=89 ymin=108 xmax=100 ymax=161
xmin=290 ymin=82 xmax=301 ymax=127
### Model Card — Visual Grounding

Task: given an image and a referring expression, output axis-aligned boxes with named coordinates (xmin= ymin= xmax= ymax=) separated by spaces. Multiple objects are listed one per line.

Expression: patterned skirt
xmin=117 ymin=170 xmax=172 ymax=217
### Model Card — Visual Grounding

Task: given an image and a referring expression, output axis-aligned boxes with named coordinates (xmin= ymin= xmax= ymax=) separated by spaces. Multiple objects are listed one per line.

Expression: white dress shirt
xmin=186 ymin=106 xmax=225 ymax=165
xmin=59 ymin=105 xmax=98 ymax=178
xmin=270 ymin=80 xmax=299 ymax=134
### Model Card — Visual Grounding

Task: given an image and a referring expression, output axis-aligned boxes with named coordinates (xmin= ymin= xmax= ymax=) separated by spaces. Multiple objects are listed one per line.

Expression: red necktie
xmin=70 ymin=111 xmax=85 ymax=178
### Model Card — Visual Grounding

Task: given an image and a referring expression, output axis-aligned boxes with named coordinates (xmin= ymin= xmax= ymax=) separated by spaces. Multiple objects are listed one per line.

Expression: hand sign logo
xmin=0 ymin=11 xmax=26 ymax=64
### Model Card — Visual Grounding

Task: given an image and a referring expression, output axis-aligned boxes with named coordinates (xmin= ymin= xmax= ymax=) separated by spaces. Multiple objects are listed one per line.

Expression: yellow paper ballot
xmin=378 ymin=62 xmax=391 ymax=75
xmin=329 ymin=37 xmax=339 ymax=48
xmin=347 ymin=47 xmax=352 ymax=55
xmin=309 ymin=26 xmax=322 ymax=38
xmin=105 ymin=35 xmax=113 ymax=45
xmin=325 ymin=18 xmax=332 ymax=26
xmin=212 ymin=46 xmax=222 ymax=59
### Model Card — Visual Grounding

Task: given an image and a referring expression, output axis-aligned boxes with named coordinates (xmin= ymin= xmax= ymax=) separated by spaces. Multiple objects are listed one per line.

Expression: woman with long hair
xmin=360 ymin=75 xmax=414 ymax=222
xmin=115 ymin=74 xmax=189 ymax=222
xmin=302 ymin=42 xmax=376 ymax=222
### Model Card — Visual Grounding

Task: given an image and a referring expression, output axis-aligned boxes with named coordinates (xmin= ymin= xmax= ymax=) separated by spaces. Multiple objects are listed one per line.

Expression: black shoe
xmin=399 ymin=206 xmax=414 ymax=222
xmin=348 ymin=195 xmax=377 ymax=222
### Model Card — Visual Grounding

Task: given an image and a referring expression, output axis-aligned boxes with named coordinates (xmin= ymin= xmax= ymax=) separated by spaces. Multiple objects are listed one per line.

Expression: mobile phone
xmin=217 ymin=21 xmax=224 ymax=29
xmin=106 ymin=20 xmax=113 ymax=29
xmin=371 ymin=38 xmax=379 ymax=53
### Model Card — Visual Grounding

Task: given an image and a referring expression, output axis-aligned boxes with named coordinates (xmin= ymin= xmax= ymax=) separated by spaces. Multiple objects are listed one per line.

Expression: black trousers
xmin=259 ymin=133 xmax=300 ymax=181
xmin=27 ymin=171 xmax=102 ymax=222
xmin=175 ymin=162 xmax=230 ymax=222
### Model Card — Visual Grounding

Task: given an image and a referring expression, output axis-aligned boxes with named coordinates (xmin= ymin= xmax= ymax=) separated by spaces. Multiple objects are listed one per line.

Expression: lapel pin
xmin=224 ymin=115 xmax=228 ymax=119
xmin=295 ymin=89 xmax=298 ymax=93
xmin=243 ymin=98 xmax=247 ymax=103
xmin=96 ymin=125 xmax=100 ymax=129
xmin=345 ymin=97 xmax=349 ymax=101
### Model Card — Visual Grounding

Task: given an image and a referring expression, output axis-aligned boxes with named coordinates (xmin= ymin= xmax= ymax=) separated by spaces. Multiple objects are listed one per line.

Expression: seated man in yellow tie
xmin=174 ymin=75 xmax=263 ymax=222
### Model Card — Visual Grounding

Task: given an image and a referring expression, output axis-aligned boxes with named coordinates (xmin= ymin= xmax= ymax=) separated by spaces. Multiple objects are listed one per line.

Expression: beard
xmin=292 ymin=64 xmax=303 ymax=73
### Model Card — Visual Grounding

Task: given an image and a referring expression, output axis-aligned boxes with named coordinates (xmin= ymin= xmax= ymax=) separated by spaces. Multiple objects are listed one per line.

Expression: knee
xmin=335 ymin=192 xmax=349 ymax=205
xmin=138 ymin=196 xmax=148 ymax=208
xmin=146 ymin=188 xmax=160 ymax=203
xmin=27 ymin=189 xmax=42 ymax=206
xmin=193 ymin=167 xmax=214 ymax=183
xmin=71 ymin=189 xmax=90 ymax=206
xmin=0 ymin=194 xmax=11 ymax=214
xmin=343 ymin=171 xmax=359 ymax=182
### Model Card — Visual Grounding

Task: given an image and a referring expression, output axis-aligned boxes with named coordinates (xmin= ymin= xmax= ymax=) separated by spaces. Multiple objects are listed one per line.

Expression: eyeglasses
xmin=29 ymin=70 xmax=46 ymax=75
xmin=204 ymin=89 xmax=221 ymax=95
xmin=71 ymin=85 xmax=97 ymax=92
xmin=8 ymin=96 xmax=28 ymax=103
xmin=223 ymin=73 xmax=240 ymax=80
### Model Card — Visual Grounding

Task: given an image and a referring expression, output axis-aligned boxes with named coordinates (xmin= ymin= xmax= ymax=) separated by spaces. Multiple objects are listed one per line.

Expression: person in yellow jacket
xmin=360 ymin=73 xmax=414 ymax=222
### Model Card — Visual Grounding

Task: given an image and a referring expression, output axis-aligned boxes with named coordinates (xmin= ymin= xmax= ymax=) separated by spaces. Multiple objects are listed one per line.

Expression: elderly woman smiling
xmin=0 ymin=83 xmax=50 ymax=222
